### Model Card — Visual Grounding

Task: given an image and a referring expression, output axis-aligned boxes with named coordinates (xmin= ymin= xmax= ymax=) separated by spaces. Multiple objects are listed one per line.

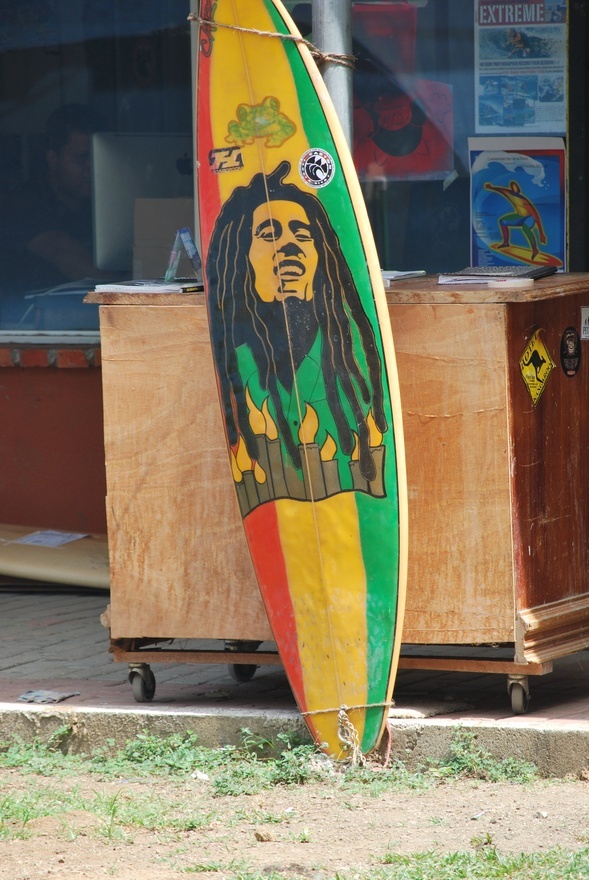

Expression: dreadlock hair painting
xmin=205 ymin=160 xmax=387 ymax=492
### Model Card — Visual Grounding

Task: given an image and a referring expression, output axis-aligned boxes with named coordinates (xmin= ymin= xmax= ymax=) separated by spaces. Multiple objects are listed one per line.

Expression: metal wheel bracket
xmin=507 ymin=673 xmax=530 ymax=714
xmin=507 ymin=673 xmax=530 ymax=697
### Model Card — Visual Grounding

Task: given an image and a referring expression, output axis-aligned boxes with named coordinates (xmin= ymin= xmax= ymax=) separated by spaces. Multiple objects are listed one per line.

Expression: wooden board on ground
xmin=0 ymin=524 xmax=109 ymax=590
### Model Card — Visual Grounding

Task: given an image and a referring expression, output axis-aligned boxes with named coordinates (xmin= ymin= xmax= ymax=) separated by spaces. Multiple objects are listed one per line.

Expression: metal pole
xmin=312 ymin=0 xmax=353 ymax=148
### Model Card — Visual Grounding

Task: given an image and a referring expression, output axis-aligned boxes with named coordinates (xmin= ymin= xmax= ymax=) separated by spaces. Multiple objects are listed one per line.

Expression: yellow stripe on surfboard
xmin=208 ymin=3 xmax=311 ymax=200
xmin=276 ymin=494 xmax=368 ymax=749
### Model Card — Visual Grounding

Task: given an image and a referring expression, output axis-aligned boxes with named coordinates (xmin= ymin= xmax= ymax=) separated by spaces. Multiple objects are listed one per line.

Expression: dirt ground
xmin=2 ymin=770 xmax=589 ymax=879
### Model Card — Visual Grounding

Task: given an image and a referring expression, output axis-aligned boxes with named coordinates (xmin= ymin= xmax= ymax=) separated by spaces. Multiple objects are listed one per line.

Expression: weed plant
xmin=431 ymin=728 xmax=538 ymax=783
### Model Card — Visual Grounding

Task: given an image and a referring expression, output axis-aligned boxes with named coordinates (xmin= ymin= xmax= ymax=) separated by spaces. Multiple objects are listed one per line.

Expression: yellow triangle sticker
xmin=519 ymin=330 xmax=556 ymax=406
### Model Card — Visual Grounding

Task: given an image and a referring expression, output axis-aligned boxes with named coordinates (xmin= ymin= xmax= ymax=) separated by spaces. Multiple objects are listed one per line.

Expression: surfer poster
xmin=475 ymin=0 xmax=567 ymax=134
xmin=468 ymin=136 xmax=566 ymax=269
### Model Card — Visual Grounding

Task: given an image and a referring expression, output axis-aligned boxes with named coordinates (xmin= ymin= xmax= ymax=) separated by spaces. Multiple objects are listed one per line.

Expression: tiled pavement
xmin=0 ymin=585 xmax=295 ymax=711
xmin=2 ymin=583 xmax=589 ymax=775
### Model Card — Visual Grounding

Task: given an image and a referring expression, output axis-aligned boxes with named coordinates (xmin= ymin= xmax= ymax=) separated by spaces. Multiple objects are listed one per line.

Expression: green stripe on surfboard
xmin=357 ymin=492 xmax=401 ymax=749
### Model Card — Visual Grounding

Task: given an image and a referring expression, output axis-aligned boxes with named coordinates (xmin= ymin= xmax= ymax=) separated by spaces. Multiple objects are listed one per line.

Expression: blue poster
xmin=475 ymin=1 xmax=567 ymax=135
xmin=469 ymin=137 xmax=566 ymax=269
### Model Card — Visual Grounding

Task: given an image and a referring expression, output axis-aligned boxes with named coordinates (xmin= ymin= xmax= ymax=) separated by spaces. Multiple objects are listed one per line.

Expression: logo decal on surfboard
xmin=197 ymin=0 xmax=217 ymax=56
xmin=299 ymin=148 xmax=335 ymax=187
xmin=209 ymin=146 xmax=244 ymax=173
xmin=226 ymin=97 xmax=296 ymax=148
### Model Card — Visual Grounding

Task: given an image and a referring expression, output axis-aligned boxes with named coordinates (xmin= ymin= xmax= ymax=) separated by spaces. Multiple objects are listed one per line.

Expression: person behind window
xmin=3 ymin=103 xmax=117 ymax=295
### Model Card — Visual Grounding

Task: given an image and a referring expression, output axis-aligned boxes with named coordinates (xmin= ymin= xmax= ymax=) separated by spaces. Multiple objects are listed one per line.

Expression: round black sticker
xmin=560 ymin=327 xmax=581 ymax=377
xmin=299 ymin=148 xmax=335 ymax=187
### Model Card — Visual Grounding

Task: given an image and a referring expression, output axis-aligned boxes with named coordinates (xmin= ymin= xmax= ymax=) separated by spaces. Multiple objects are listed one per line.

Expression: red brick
xmin=56 ymin=349 xmax=89 ymax=369
xmin=20 ymin=349 xmax=51 ymax=368
xmin=0 ymin=348 xmax=15 ymax=367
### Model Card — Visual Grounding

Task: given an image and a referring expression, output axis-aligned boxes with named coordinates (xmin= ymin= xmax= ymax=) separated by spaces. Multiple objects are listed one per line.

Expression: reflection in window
xmin=0 ymin=0 xmax=192 ymax=332
xmin=290 ymin=1 xmax=475 ymax=273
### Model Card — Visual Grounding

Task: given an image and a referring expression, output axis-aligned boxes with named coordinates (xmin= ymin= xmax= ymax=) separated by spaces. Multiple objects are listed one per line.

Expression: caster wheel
xmin=509 ymin=681 xmax=529 ymax=715
xmin=228 ymin=663 xmax=258 ymax=683
xmin=129 ymin=666 xmax=156 ymax=702
xmin=224 ymin=640 xmax=262 ymax=653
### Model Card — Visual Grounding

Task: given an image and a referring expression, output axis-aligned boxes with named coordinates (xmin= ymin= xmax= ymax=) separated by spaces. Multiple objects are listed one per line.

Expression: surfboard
xmin=0 ymin=524 xmax=109 ymax=590
xmin=489 ymin=242 xmax=563 ymax=268
xmin=193 ymin=0 xmax=408 ymax=760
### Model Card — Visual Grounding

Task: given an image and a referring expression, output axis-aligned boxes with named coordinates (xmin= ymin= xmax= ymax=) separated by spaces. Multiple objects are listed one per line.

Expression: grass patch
xmin=0 ymin=727 xmax=538 ymax=796
xmin=178 ymin=849 xmax=589 ymax=880
xmin=375 ymin=848 xmax=589 ymax=879
xmin=0 ymin=728 xmax=330 ymax=795
xmin=178 ymin=850 xmax=589 ymax=879
xmin=339 ymin=728 xmax=538 ymax=798
xmin=0 ymin=729 xmax=586 ymax=879
xmin=431 ymin=728 xmax=538 ymax=783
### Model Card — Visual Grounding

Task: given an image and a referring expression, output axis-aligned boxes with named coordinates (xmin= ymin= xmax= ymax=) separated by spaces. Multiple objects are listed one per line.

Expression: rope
xmin=301 ymin=701 xmax=395 ymax=767
xmin=188 ymin=14 xmax=356 ymax=69
xmin=301 ymin=700 xmax=394 ymax=717
xmin=337 ymin=707 xmax=366 ymax=767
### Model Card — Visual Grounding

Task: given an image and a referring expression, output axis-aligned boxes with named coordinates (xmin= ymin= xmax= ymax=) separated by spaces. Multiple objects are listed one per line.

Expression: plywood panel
xmin=389 ymin=302 xmax=514 ymax=644
xmin=100 ymin=303 xmax=272 ymax=641
xmin=507 ymin=293 xmax=589 ymax=613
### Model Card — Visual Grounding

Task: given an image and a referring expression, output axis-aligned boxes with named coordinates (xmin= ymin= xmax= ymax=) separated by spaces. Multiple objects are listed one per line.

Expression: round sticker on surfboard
xmin=299 ymin=148 xmax=335 ymax=187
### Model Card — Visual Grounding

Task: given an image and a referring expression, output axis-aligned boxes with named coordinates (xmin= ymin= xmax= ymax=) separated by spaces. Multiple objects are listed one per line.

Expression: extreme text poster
xmin=475 ymin=1 xmax=567 ymax=134
xmin=469 ymin=137 xmax=566 ymax=269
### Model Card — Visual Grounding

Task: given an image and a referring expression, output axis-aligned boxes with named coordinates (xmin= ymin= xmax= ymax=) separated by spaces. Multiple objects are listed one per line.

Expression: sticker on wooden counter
xmin=560 ymin=328 xmax=581 ymax=377
xmin=581 ymin=308 xmax=589 ymax=341
xmin=519 ymin=330 xmax=555 ymax=406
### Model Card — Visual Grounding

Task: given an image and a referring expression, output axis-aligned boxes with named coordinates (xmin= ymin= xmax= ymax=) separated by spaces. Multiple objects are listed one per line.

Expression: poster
xmin=475 ymin=1 xmax=567 ymax=134
xmin=352 ymin=3 xmax=454 ymax=181
xmin=469 ymin=137 xmax=566 ymax=269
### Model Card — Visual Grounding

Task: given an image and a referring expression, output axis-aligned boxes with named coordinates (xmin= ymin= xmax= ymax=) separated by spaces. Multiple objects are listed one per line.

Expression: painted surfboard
xmin=193 ymin=0 xmax=408 ymax=760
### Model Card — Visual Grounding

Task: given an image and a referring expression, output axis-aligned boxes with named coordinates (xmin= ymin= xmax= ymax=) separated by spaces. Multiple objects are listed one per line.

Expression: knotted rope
xmin=301 ymin=701 xmax=395 ymax=767
xmin=337 ymin=706 xmax=366 ymax=767
xmin=188 ymin=13 xmax=356 ymax=69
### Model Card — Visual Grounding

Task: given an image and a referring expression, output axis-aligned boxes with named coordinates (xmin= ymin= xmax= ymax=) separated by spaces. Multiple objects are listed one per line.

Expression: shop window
xmin=292 ymin=0 xmax=576 ymax=274
xmin=0 ymin=0 xmax=192 ymax=334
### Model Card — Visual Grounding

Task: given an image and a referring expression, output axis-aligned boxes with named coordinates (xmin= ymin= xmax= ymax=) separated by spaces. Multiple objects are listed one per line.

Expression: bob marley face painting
xmin=249 ymin=199 xmax=319 ymax=303
xmin=205 ymin=160 xmax=388 ymax=516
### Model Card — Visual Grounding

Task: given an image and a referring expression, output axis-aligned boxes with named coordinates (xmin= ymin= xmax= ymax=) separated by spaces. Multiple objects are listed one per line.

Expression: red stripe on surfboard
xmin=196 ymin=52 xmax=221 ymax=249
xmin=243 ymin=503 xmax=307 ymax=713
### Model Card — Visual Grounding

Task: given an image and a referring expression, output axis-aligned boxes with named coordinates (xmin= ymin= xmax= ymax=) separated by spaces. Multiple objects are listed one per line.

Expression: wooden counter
xmin=89 ymin=274 xmax=589 ymax=705
xmin=90 ymin=293 xmax=272 ymax=644
xmin=386 ymin=273 xmax=589 ymax=664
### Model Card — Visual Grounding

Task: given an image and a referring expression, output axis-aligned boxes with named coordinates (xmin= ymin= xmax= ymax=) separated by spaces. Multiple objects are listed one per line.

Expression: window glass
xmin=0 ymin=0 xmax=192 ymax=333
xmin=291 ymin=0 xmax=572 ymax=273
xmin=352 ymin=1 xmax=474 ymax=272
